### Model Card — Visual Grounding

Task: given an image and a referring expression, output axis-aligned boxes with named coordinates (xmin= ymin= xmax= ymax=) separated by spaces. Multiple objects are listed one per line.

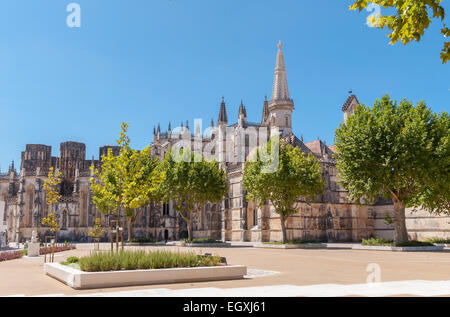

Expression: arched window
xmin=60 ymin=179 xmax=74 ymax=196
xmin=62 ymin=210 xmax=68 ymax=229
xmin=26 ymin=185 xmax=35 ymax=227
xmin=163 ymin=203 xmax=169 ymax=216
xmin=285 ymin=115 xmax=290 ymax=126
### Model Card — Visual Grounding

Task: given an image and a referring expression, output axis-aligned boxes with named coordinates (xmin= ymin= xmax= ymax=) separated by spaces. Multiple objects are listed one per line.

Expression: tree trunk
xmin=127 ymin=218 xmax=133 ymax=242
xmin=392 ymin=199 xmax=408 ymax=244
xmin=187 ymin=218 xmax=193 ymax=242
xmin=279 ymin=213 xmax=288 ymax=244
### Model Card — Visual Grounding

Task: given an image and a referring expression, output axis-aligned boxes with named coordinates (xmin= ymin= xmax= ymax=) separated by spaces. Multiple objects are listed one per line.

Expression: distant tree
xmin=157 ymin=149 xmax=228 ymax=242
xmin=350 ymin=0 xmax=449 ymax=63
xmin=335 ymin=95 xmax=450 ymax=244
xmin=243 ymin=137 xmax=325 ymax=243
xmin=89 ymin=218 xmax=106 ymax=239
xmin=42 ymin=167 xmax=62 ymax=233
xmin=90 ymin=122 xmax=163 ymax=241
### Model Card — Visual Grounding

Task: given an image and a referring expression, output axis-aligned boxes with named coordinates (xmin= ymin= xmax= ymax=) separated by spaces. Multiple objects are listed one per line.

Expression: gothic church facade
xmin=0 ymin=43 xmax=445 ymax=244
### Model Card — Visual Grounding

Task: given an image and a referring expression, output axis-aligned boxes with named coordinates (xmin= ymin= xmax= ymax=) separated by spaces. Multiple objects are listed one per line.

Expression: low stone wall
xmin=406 ymin=208 xmax=450 ymax=241
xmin=352 ymin=245 xmax=445 ymax=252
xmin=255 ymin=243 xmax=327 ymax=249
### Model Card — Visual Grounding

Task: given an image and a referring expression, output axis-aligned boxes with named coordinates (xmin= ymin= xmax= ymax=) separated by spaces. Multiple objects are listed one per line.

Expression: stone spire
xmin=238 ymin=100 xmax=247 ymax=127
xmin=271 ymin=41 xmax=290 ymax=101
xmin=238 ymin=100 xmax=246 ymax=117
xmin=168 ymin=121 xmax=171 ymax=132
xmin=268 ymin=41 xmax=294 ymax=137
xmin=218 ymin=96 xmax=228 ymax=125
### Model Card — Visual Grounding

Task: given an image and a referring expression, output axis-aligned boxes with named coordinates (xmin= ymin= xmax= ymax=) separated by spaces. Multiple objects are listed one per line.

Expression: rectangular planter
xmin=125 ymin=242 xmax=167 ymax=247
xmin=44 ymin=263 xmax=247 ymax=290
xmin=352 ymin=245 xmax=445 ymax=252
xmin=256 ymin=243 xmax=327 ymax=249
xmin=166 ymin=241 xmax=231 ymax=248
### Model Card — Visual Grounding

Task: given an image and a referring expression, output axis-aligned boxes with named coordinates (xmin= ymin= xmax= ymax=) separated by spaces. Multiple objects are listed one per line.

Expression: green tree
xmin=350 ymin=0 xmax=449 ymax=63
xmin=243 ymin=137 xmax=325 ymax=243
xmin=90 ymin=122 xmax=164 ymax=241
xmin=42 ymin=167 xmax=63 ymax=233
xmin=334 ymin=95 xmax=450 ymax=244
xmin=89 ymin=218 xmax=106 ymax=239
xmin=157 ymin=148 xmax=228 ymax=242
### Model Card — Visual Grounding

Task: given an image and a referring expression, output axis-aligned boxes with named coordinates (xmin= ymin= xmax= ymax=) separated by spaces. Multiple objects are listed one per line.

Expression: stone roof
xmin=304 ymin=139 xmax=334 ymax=159
xmin=342 ymin=94 xmax=359 ymax=111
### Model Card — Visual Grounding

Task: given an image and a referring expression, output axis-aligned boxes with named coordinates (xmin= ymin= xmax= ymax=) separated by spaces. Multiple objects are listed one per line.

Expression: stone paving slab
xmin=2 ymin=245 xmax=450 ymax=296
xmin=12 ymin=280 xmax=450 ymax=297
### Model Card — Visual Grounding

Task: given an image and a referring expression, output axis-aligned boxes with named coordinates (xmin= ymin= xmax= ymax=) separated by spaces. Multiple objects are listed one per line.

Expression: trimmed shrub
xmin=39 ymin=245 xmax=76 ymax=255
xmin=185 ymin=238 xmax=223 ymax=244
xmin=424 ymin=238 xmax=450 ymax=244
xmin=362 ymin=238 xmax=435 ymax=247
xmin=66 ymin=256 xmax=79 ymax=263
xmin=0 ymin=251 xmax=24 ymax=262
xmin=78 ymin=250 xmax=222 ymax=272
xmin=361 ymin=238 xmax=394 ymax=246
xmin=128 ymin=238 xmax=161 ymax=244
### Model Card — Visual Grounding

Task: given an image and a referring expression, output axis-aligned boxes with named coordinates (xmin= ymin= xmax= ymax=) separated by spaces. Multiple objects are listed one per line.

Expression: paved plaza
xmin=1 ymin=243 xmax=450 ymax=297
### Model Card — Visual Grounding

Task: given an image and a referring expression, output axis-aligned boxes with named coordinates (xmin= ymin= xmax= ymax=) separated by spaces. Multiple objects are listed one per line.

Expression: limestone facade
xmin=0 ymin=42 xmax=448 ymax=244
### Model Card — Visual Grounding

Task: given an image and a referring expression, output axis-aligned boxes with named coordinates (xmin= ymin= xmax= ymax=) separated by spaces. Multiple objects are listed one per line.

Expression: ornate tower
xmin=342 ymin=94 xmax=360 ymax=123
xmin=59 ymin=142 xmax=86 ymax=196
xmin=217 ymin=96 xmax=228 ymax=127
xmin=268 ymin=41 xmax=294 ymax=137
xmin=217 ymin=97 xmax=228 ymax=163
xmin=238 ymin=100 xmax=247 ymax=127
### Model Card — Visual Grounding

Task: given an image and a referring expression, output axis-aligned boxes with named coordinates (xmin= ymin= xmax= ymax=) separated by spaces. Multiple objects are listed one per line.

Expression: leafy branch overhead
xmin=351 ymin=0 xmax=449 ymax=63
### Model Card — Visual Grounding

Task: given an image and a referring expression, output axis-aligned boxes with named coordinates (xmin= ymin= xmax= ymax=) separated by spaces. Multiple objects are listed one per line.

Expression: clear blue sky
xmin=0 ymin=0 xmax=448 ymax=171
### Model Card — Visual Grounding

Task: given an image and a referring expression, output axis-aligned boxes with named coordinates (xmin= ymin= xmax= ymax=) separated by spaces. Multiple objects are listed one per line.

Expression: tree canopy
xmin=243 ymin=137 xmax=324 ymax=243
xmin=156 ymin=148 xmax=228 ymax=241
xmin=41 ymin=167 xmax=63 ymax=233
xmin=334 ymin=94 xmax=450 ymax=243
xmin=90 ymin=122 xmax=164 ymax=240
xmin=350 ymin=0 xmax=449 ymax=63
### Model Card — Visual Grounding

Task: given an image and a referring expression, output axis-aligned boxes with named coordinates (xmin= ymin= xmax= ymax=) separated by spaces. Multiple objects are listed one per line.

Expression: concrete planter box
xmin=44 ymin=263 xmax=247 ymax=290
xmin=352 ymin=245 xmax=445 ymax=252
xmin=125 ymin=242 xmax=166 ymax=247
xmin=256 ymin=243 xmax=327 ymax=249
xmin=166 ymin=241 xmax=231 ymax=248
xmin=434 ymin=244 xmax=450 ymax=248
